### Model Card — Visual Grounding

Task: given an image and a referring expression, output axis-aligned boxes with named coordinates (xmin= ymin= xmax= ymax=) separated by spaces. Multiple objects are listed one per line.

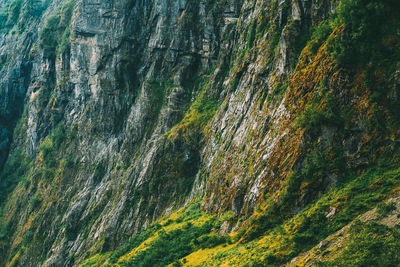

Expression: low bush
xmin=376 ymin=202 xmax=396 ymax=218
xmin=39 ymin=0 xmax=75 ymax=56
xmin=191 ymin=233 xmax=229 ymax=249
xmin=7 ymin=0 xmax=23 ymax=25
xmin=309 ymin=21 xmax=333 ymax=54
xmin=328 ymin=0 xmax=400 ymax=69
xmin=0 ymin=149 xmax=30 ymax=204
xmin=316 ymin=221 xmax=400 ymax=266
xmin=0 ymin=0 xmax=23 ymax=30
xmin=296 ymin=102 xmax=342 ymax=136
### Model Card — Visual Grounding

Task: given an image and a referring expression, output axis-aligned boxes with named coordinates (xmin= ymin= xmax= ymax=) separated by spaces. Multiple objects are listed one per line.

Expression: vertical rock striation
xmin=0 ymin=0 xmax=399 ymax=265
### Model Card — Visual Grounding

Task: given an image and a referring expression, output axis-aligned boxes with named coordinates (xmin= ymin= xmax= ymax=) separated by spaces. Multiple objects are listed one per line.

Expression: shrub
xmin=119 ymin=222 xmax=214 ymax=267
xmin=166 ymin=90 xmax=220 ymax=145
xmin=92 ymin=162 xmax=106 ymax=184
xmin=296 ymin=103 xmax=338 ymax=135
xmin=7 ymin=0 xmax=23 ymax=25
xmin=148 ymin=79 xmax=168 ymax=117
xmin=309 ymin=21 xmax=333 ymax=54
xmin=0 ymin=0 xmax=23 ymax=30
xmin=191 ymin=234 xmax=229 ymax=249
xmin=39 ymin=0 xmax=75 ymax=56
xmin=0 ymin=13 xmax=6 ymax=29
xmin=376 ymin=202 xmax=396 ymax=218
xmin=39 ymin=15 xmax=60 ymax=53
xmin=329 ymin=0 xmax=400 ymax=68
xmin=247 ymin=20 xmax=257 ymax=48
xmin=0 ymin=149 xmax=30 ymax=204
xmin=85 ymin=204 xmax=224 ymax=266
xmin=28 ymin=195 xmax=42 ymax=211
xmin=108 ymin=230 xmax=153 ymax=264
xmin=36 ymin=123 xmax=70 ymax=179
xmin=316 ymin=221 xmax=400 ymax=266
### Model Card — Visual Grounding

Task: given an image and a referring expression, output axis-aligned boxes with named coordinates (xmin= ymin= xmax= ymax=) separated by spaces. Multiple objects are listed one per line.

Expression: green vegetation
xmin=183 ymin=96 xmax=220 ymax=130
xmin=40 ymin=124 xmax=69 ymax=167
xmin=295 ymin=100 xmax=342 ymax=136
xmin=7 ymin=0 xmax=23 ymax=26
xmin=32 ymin=123 xmax=73 ymax=185
xmin=330 ymin=0 xmax=400 ymax=69
xmin=0 ymin=208 xmax=6 ymax=248
xmin=235 ymin=0 xmax=400 ymax=248
xmin=246 ymin=20 xmax=257 ymax=49
xmin=39 ymin=15 xmax=59 ymax=53
xmin=0 ymin=149 xmax=31 ymax=204
xmin=213 ymin=161 xmax=400 ymax=266
xmin=65 ymin=0 xmax=400 ymax=265
xmin=105 ymin=228 xmax=154 ymax=265
xmin=303 ymin=0 xmax=400 ymax=77
xmin=0 ymin=120 xmax=76 ymax=264
xmin=317 ymin=221 xmax=400 ymax=266
xmin=81 ymin=203 xmax=231 ymax=267
xmin=308 ymin=21 xmax=333 ymax=55
xmin=166 ymin=78 xmax=220 ymax=144
xmin=0 ymin=12 xmax=6 ymax=29
xmin=0 ymin=0 xmax=23 ymax=30
xmin=376 ymin=202 xmax=397 ymax=219
xmin=39 ymin=0 xmax=75 ymax=56
xmin=80 ymin=162 xmax=400 ymax=266
xmin=120 ymin=223 xmax=213 ymax=266
xmin=2 ymin=0 xmax=400 ymax=265
xmin=148 ymin=78 xmax=173 ymax=119
xmin=0 ymin=148 xmax=31 ymax=258
xmin=260 ymin=82 xmax=288 ymax=109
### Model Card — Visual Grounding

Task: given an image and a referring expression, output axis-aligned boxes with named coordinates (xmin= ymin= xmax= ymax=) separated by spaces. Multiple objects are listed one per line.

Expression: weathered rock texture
xmin=0 ymin=0 xmax=399 ymax=266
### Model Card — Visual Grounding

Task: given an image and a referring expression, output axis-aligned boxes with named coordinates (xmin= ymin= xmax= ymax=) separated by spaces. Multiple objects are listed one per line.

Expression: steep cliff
xmin=0 ymin=0 xmax=399 ymax=266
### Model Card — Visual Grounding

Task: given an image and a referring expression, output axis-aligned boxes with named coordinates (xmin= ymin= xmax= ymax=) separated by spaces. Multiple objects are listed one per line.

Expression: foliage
xmin=39 ymin=124 xmax=68 ymax=168
xmin=33 ymin=123 xmax=73 ymax=185
xmin=148 ymin=78 xmax=172 ymax=119
xmin=0 ymin=207 xmax=10 ymax=256
xmin=296 ymin=94 xmax=343 ymax=137
xmin=234 ymin=156 xmax=400 ymax=265
xmin=7 ymin=0 xmax=23 ymax=25
xmin=0 ymin=0 xmax=23 ymax=30
xmin=0 ymin=149 xmax=30 ymax=204
xmin=246 ymin=20 xmax=257 ymax=49
xmin=81 ymin=203 xmax=230 ymax=267
xmin=309 ymin=21 xmax=333 ymax=54
xmin=263 ymin=83 xmax=288 ymax=107
xmin=316 ymin=221 xmax=400 ymax=266
xmin=120 ymin=223 xmax=212 ymax=266
xmin=376 ymin=202 xmax=397 ymax=218
xmin=329 ymin=0 xmax=400 ymax=68
xmin=191 ymin=233 xmax=230 ymax=249
xmin=82 ymin=0 xmax=400 ymax=266
xmin=0 ymin=148 xmax=31 ymax=257
xmin=39 ymin=0 xmax=75 ymax=56
xmin=39 ymin=15 xmax=60 ymax=53
xmin=0 ymin=13 xmax=6 ymax=29
xmin=166 ymin=82 xmax=220 ymax=145
xmin=3 ymin=0 xmax=400 ymax=266
xmin=139 ymin=76 xmax=216 ymax=207
xmin=106 ymin=226 xmax=155 ymax=264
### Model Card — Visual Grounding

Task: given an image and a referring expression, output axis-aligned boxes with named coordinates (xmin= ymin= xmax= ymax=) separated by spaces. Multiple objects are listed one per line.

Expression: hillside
xmin=0 ymin=0 xmax=399 ymax=266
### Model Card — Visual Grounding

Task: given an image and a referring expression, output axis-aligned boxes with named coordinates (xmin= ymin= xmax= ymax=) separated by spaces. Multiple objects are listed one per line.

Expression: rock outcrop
xmin=0 ymin=0 xmax=399 ymax=266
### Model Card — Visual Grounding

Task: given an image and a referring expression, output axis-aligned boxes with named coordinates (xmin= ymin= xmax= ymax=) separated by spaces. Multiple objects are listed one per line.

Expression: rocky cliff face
xmin=0 ymin=0 xmax=399 ymax=266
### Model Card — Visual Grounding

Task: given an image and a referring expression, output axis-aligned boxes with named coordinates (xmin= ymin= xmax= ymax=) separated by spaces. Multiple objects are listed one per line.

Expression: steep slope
xmin=0 ymin=0 xmax=399 ymax=266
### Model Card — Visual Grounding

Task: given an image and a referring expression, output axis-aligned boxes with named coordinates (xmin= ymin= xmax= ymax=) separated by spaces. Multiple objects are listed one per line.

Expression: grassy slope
xmin=80 ymin=164 xmax=400 ymax=266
